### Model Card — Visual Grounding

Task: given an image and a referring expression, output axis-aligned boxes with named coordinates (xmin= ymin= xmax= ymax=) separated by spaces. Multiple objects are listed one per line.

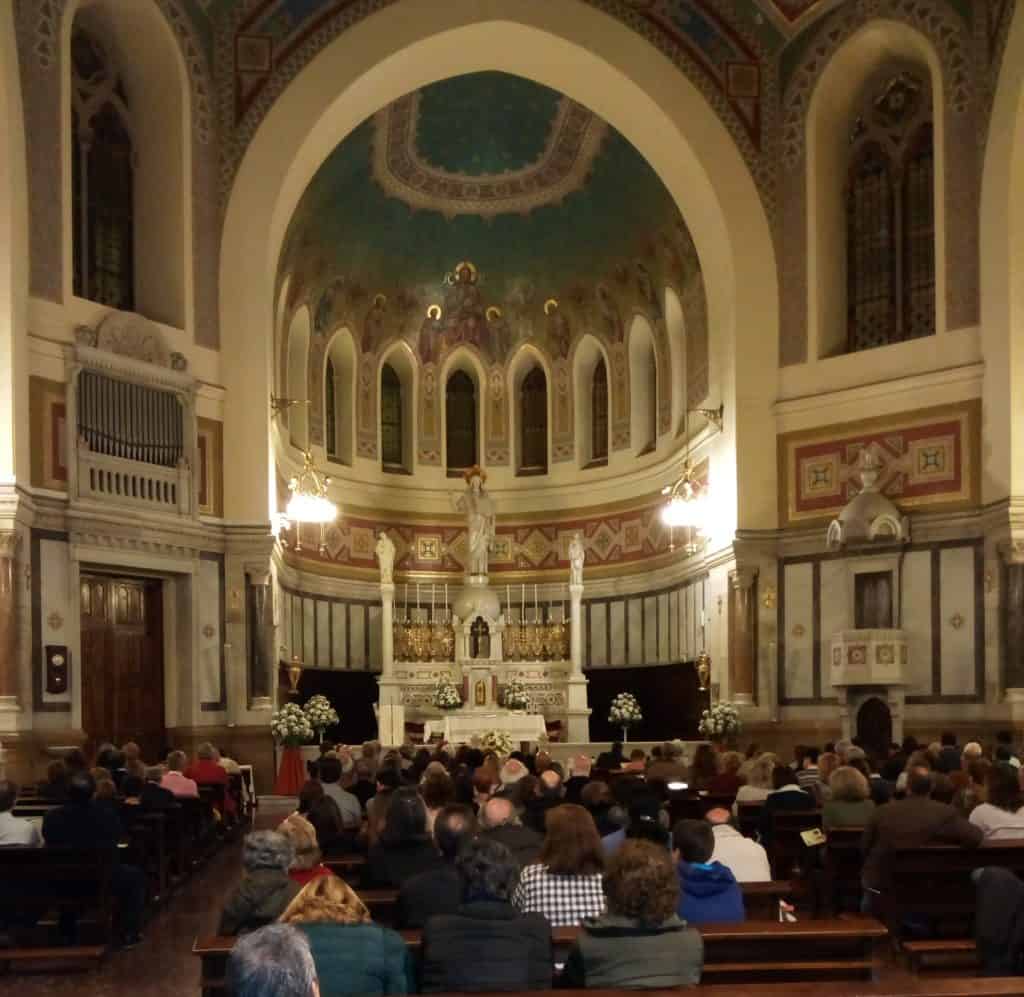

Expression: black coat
xmin=420 ymin=900 xmax=553 ymax=993
xmin=140 ymin=783 xmax=177 ymax=811
xmin=975 ymin=866 xmax=1024 ymax=976
xmin=480 ymin=824 xmax=543 ymax=868
xmin=396 ymin=863 xmax=462 ymax=929
xmin=365 ymin=839 xmax=440 ymax=888
xmin=43 ymin=801 xmax=122 ymax=851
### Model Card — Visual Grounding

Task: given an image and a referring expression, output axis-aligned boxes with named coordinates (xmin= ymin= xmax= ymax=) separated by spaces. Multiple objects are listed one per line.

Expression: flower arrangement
xmin=270 ymin=702 xmax=314 ymax=747
xmin=432 ymin=674 xmax=463 ymax=711
xmin=608 ymin=692 xmax=643 ymax=728
xmin=698 ymin=701 xmax=742 ymax=740
xmin=502 ymin=677 xmax=530 ymax=711
xmin=304 ymin=694 xmax=339 ymax=741
xmin=480 ymin=729 xmax=516 ymax=758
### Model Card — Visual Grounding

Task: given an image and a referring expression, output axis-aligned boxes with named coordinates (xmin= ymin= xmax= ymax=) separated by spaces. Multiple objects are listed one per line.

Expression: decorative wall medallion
xmin=47 ymin=611 xmax=64 ymax=631
xmin=847 ymin=644 xmax=867 ymax=666
xmin=949 ymin=612 xmax=965 ymax=630
xmin=762 ymin=584 xmax=776 ymax=610
xmin=876 ymin=644 xmax=895 ymax=665
xmin=202 ymin=623 xmax=216 ymax=639
xmin=792 ymin=623 xmax=806 ymax=638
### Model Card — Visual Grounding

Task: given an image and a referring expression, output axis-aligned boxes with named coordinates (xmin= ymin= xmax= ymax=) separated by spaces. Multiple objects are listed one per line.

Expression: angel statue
xmin=453 ymin=466 xmax=495 ymax=577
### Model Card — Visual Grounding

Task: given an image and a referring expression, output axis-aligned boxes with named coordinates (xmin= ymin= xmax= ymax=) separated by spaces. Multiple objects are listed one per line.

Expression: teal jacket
xmin=297 ymin=922 xmax=416 ymax=996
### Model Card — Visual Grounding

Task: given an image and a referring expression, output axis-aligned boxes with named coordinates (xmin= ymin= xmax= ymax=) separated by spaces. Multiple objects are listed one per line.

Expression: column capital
xmin=729 ymin=566 xmax=758 ymax=591
xmin=245 ymin=566 xmax=271 ymax=587
xmin=0 ymin=532 xmax=22 ymax=559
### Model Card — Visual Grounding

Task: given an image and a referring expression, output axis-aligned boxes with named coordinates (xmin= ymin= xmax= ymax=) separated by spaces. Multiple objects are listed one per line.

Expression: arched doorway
xmin=856 ymin=697 xmax=892 ymax=758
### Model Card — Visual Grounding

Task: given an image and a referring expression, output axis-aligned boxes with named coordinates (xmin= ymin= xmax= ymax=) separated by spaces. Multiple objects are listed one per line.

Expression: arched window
xmin=591 ymin=357 xmax=608 ymax=464
xmin=446 ymin=369 xmax=477 ymax=474
xmin=71 ymin=29 xmax=134 ymax=310
xmin=519 ymin=366 xmax=548 ymax=475
xmin=325 ymin=357 xmax=337 ymax=458
xmin=381 ymin=363 xmax=403 ymax=470
xmin=846 ymin=71 xmax=934 ymax=353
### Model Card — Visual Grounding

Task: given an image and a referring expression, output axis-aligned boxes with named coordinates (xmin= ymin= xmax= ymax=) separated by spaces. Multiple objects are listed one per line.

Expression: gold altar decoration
xmin=394 ymin=612 xmax=455 ymax=663
xmin=695 ymin=651 xmax=711 ymax=692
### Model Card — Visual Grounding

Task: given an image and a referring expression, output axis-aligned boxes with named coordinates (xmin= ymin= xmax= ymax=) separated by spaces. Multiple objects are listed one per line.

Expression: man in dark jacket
xmin=421 ymin=838 xmax=552 ymax=992
xmin=397 ymin=804 xmax=476 ymax=929
xmin=758 ymin=765 xmax=815 ymax=849
xmin=140 ymin=766 xmax=176 ymax=810
xmin=936 ymin=733 xmax=962 ymax=774
xmin=862 ymin=767 xmax=982 ymax=904
xmin=43 ymin=771 xmax=147 ymax=946
xmin=479 ymin=796 xmax=542 ymax=867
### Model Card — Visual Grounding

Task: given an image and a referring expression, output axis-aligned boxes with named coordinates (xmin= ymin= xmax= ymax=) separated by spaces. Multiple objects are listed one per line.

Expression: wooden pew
xmin=737 ymin=801 xmax=764 ymax=840
xmin=769 ymin=810 xmax=822 ymax=879
xmin=194 ymin=917 xmax=888 ymax=994
xmin=325 ymin=854 xmax=366 ymax=885
xmin=812 ymin=825 xmax=866 ymax=917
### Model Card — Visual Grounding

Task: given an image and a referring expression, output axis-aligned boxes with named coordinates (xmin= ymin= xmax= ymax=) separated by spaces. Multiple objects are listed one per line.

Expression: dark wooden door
xmin=856 ymin=697 xmax=892 ymax=759
xmin=80 ymin=575 xmax=165 ymax=761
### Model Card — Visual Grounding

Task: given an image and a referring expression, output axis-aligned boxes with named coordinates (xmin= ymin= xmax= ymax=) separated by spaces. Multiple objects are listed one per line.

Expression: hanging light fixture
xmin=661 ymin=405 xmax=721 ymax=552
xmin=283 ymin=451 xmax=337 ymax=555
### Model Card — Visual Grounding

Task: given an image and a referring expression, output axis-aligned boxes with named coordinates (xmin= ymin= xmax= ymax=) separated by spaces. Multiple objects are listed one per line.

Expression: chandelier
xmin=282 ymin=451 xmax=337 ymax=554
xmin=661 ymin=405 xmax=722 ymax=553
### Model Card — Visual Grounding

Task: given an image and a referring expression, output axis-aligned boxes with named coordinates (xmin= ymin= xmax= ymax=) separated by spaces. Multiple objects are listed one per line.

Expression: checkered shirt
xmin=512 ymin=864 xmax=606 ymax=928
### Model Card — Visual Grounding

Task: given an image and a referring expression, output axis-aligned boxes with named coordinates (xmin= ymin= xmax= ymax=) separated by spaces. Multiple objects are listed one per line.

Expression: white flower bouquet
xmin=502 ymin=677 xmax=530 ymax=711
xmin=608 ymin=692 xmax=643 ymax=728
xmin=698 ymin=701 xmax=742 ymax=740
xmin=480 ymin=729 xmax=516 ymax=758
xmin=270 ymin=702 xmax=314 ymax=747
xmin=304 ymin=694 xmax=339 ymax=739
xmin=432 ymin=675 xmax=463 ymax=711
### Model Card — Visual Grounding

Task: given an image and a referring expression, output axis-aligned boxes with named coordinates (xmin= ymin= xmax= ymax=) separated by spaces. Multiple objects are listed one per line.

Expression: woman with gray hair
xmin=219 ymin=831 xmax=302 ymax=935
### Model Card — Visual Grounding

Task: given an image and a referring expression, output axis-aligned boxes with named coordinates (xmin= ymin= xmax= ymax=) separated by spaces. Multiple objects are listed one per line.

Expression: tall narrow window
xmin=71 ymin=29 xmax=134 ymax=310
xmin=446 ymin=370 xmax=477 ymax=474
xmin=591 ymin=357 xmax=608 ymax=464
xmin=519 ymin=366 xmax=548 ymax=475
xmin=325 ymin=357 xmax=337 ymax=459
xmin=381 ymin=363 xmax=403 ymax=470
xmin=845 ymin=71 xmax=934 ymax=353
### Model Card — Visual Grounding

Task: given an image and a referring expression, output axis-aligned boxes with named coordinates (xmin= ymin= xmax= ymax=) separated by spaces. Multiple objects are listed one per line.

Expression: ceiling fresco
xmin=277 ymin=72 xmax=703 ymax=373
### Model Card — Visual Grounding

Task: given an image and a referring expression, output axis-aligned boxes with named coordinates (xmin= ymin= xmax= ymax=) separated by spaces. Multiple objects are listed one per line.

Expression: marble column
xmin=566 ymin=582 xmax=591 ymax=742
xmin=0 ymin=531 xmax=22 ymax=730
xmin=728 ymin=568 xmax=757 ymax=706
xmin=569 ymin=583 xmax=584 ymax=676
xmin=247 ymin=569 xmax=273 ymax=709
xmin=380 ymin=582 xmax=395 ymax=678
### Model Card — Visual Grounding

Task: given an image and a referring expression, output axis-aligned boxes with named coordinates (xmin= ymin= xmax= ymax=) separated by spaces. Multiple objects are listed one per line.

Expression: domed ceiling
xmin=277 ymin=71 xmax=706 ymax=372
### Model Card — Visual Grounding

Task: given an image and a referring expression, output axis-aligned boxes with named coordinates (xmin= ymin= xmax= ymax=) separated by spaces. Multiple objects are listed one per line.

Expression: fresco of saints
xmin=418 ymin=305 xmax=444 ymax=365
xmin=596 ymin=283 xmax=624 ymax=343
xmin=544 ymin=299 xmax=571 ymax=359
xmin=443 ymin=262 xmax=486 ymax=351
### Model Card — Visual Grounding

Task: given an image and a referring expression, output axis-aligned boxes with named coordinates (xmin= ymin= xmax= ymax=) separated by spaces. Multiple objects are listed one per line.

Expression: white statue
xmin=569 ymin=531 xmax=585 ymax=586
xmin=375 ymin=530 xmax=396 ymax=584
xmin=452 ymin=466 xmax=495 ymax=577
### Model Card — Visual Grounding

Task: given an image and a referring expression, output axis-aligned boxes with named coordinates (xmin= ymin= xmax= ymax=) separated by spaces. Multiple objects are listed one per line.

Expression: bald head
xmin=482 ymin=796 xmax=517 ymax=829
xmin=704 ymin=807 xmax=731 ymax=826
xmin=540 ymin=769 xmax=563 ymax=795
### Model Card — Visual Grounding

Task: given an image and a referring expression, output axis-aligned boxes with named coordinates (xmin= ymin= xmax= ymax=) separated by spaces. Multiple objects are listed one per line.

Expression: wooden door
xmin=80 ymin=575 xmax=165 ymax=761
xmin=856 ymin=696 xmax=892 ymax=759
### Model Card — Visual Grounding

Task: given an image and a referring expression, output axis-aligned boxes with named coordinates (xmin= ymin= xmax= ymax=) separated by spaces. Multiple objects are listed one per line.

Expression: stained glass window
xmin=591 ymin=357 xmax=608 ymax=464
xmin=446 ymin=370 xmax=477 ymax=473
xmin=381 ymin=363 xmax=403 ymax=469
xmin=519 ymin=366 xmax=547 ymax=474
xmin=903 ymin=123 xmax=936 ymax=341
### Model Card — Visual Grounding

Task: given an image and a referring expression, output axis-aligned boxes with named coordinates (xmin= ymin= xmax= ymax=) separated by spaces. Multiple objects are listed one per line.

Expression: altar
xmin=374 ymin=467 xmax=592 ymax=745
xmin=424 ymin=711 xmax=546 ymax=744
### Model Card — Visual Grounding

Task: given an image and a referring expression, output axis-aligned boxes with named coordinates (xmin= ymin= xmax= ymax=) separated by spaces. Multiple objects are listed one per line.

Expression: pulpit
xmin=830 ymin=629 xmax=908 ymax=747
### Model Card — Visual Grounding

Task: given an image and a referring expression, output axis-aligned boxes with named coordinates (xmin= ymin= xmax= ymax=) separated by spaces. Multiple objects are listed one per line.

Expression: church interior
xmin=4 ymin=0 xmax=1024 ymax=992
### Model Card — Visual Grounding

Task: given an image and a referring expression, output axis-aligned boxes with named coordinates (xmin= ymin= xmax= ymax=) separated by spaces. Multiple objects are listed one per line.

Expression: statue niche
xmin=470 ymin=617 xmax=491 ymax=659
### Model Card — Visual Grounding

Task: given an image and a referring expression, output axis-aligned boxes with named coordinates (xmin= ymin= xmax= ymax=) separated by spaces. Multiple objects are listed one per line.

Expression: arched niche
xmin=665 ymin=286 xmax=686 ymax=435
xmin=324 ymin=326 xmax=356 ymax=466
xmin=572 ymin=333 xmax=610 ymax=469
xmin=508 ymin=344 xmax=551 ymax=476
xmin=286 ymin=306 xmax=311 ymax=450
xmin=441 ymin=347 xmax=486 ymax=476
xmin=379 ymin=340 xmax=416 ymax=474
xmin=275 ymin=276 xmax=292 ymax=396
xmin=65 ymin=0 xmax=188 ymax=330
xmin=628 ymin=314 xmax=658 ymax=455
xmin=806 ymin=22 xmax=946 ymax=359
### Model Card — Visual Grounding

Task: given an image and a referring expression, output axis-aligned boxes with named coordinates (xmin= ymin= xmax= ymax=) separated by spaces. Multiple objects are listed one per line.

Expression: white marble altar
xmin=424 ymin=711 xmax=546 ymax=744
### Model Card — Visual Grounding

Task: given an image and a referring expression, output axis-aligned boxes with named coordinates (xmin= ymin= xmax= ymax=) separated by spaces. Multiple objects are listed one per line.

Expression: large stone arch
xmin=219 ymin=0 xmax=779 ymax=536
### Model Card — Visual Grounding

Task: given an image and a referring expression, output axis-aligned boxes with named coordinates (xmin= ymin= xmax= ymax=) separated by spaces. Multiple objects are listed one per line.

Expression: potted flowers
xmin=304 ymin=694 xmax=339 ymax=746
xmin=698 ymin=701 xmax=742 ymax=746
xmin=502 ymin=677 xmax=530 ymax=712
xmin=480 ymin=729 xmax=516 ymax=758
xmin=432 ymin=674 xmax=463 ymax=711
xmin=608 ymin=692 xmax=643 ymax=742
xmin=270 ymin=702 xmax=313 ymax=796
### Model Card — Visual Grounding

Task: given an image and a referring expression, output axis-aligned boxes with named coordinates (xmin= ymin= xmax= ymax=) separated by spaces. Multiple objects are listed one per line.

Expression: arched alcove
xmin=665 ymin=286 xmax=686 ymax=435
xmin=65 ymin=0 xmax=188 ymax=329
xmin=806 ymin=22 xmax=946 ymax=360
xmin=324 ymin=326 xmax=355 ymax=466
xmin=379 ymin=341 xmax=416 ymax=474
xmin=442 ymin=348 xmax=485 ymax=476
xmin=628 ymin=314 xmax=658 ymax=455
xmin=286 ymin=307 xmax=311 ymax=450
xmin=572 ymin=334 xmax=610 ymax=469
xmin=508 ymin=345 xmax=551 ymax=476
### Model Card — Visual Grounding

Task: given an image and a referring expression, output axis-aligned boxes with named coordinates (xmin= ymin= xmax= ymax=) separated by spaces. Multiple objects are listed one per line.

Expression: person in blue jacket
xmin=671 ymin=819 xmax=745 ymax=924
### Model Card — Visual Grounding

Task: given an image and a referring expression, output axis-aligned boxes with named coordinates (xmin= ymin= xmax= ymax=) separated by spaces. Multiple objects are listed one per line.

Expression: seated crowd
xmin=217 ymin=729 xmax=1024 ymax=993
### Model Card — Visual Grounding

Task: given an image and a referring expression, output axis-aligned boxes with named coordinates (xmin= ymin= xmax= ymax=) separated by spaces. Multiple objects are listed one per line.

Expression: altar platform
xmin=424 ymin=710 xmax=546 ymax=744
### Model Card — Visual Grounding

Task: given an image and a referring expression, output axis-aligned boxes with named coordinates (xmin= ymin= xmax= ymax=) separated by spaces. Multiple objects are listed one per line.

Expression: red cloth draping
xmin=273 ymin=746 xmax=305 ymax=797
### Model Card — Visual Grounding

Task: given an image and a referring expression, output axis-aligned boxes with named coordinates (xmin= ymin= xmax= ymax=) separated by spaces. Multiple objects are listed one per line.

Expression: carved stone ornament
xmin=87 ymin=310 xmax=181 ymax=370
xmin=74 ymin=324 xmax=98 ymax=348
xmin=826 ymin=449 xmax=909 ymax=550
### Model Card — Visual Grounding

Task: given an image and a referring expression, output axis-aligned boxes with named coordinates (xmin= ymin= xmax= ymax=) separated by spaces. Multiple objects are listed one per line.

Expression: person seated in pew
xmin=220 ymin=831 xmax=302 ymax=936
xmin=559 ymin=840 xmax=703 ymax=989
xmin=299 ymin=782 xmax=349 ymax=856
xmin=38 ymin=759 xmax=69 ymax=802
xmin=140 ymin=766 xmax=176 ymax=811
xmin=121 ymin=773 xmax=145 ymax=807
xmin=513 ymin=804 xmax=606 ymax=927
xmin=624 ymin=794 xmax=671 ymax=849
xmin=421 ymin=837 xmax=553 ymax=993
xmin=186 ymin=741 xmax=237 ymax=820
xmin=861 ymin=766 xmax=982 ymax=916
xmin=595 ymin=741 xmax=625 ymax=771
xmin=95 ymin=744 xmax=127 ymax=791
xmin=672 ymin=819 xmax=744 ymax=924
xmin=227 ymin=923 xmax=320 ymax=997
xmin=0 ymin=779 xmax=41 ymax=846
xmin=758 ymin=764 xmax=815 ymax=849
xmin=647 ymin=741 xmax=690 ymax=786
xmin=161 ymin=750 xmax=199 ymax=798
xmin=480 ymin=795 xmax=544 ymax=868
xmin=564 ymin=755 xmax=593 ymax=804
xmin=279 ymin=874 xmax=413 ymax=996
xmin=350 ymin=759 xmax=377 ymax=811
xmin=847 ymin=753 xmax=891 ymax=806
xmin=420 ymin=771 xmax=456 ymax=835
xmin=705 ymin=808 xmax=770 ymax=882
xmin=121 ymin=741 xmax=144 ymax=769
xmin=580 ymin=781 xmax=626 ymax=856
xmin=707 ymin=750 xmax=745 ymax=797
xmin=822 ymin=765 xmax=875 ymax=832
xmin=969 ymin=762 xmax=1024 ymax=839
xmin=366 ymin=766 xmax=402 ymax=849
xmin=364 ymin=787 xmax=440 ymax=889
xmin=397 ymin=803 xmax=477 ymax=929
xmin=42 ymin=771 xmax=146 ymax=947
xmin=279 ymin=813 xmax=334 ymax=886
xmin=733 ymin=753 xmax=776 ymax=814
xmin=952 ymin=757 xmax=989 ymax=817
xmin=523 ymin=770 xmax=566 ymax=835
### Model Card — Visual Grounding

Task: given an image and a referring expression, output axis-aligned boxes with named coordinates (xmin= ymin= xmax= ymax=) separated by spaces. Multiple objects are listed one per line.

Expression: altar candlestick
xmin=506 ymin=585 xmax=511 ymax=614
xmin=444 ymin=584 xmax=448 ymax=614
xmin=417 ymin=584 xmax=420 ymax=610
xmin=431 ymin=584 xmax=435 ymax=621
xmin=522 ymin=584 xmax=525 ymax=615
